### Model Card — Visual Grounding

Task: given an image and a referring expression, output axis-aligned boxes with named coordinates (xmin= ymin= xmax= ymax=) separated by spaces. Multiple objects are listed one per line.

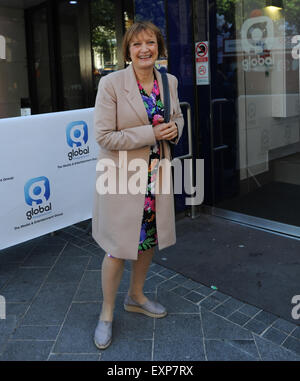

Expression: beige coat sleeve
xmin=93 ymin=76 xmax=157 ymax=151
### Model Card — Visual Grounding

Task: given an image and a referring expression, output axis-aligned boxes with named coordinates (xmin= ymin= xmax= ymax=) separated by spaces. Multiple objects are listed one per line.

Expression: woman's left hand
xmin=157 ymin=119 xmax=178 ymax=141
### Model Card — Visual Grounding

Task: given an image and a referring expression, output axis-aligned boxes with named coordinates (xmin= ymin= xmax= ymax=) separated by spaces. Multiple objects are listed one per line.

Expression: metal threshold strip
xmin=200 ymin=205 xmax=300 ymax=240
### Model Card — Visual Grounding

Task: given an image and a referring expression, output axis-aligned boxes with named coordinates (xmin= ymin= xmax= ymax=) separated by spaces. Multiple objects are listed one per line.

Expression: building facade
xmin=1 ymin=0 xmax=300 ymax=238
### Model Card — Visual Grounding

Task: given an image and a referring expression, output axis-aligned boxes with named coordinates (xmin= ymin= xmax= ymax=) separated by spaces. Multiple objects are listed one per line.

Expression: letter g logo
xmin=66 ymin=121 xmax=88 ymax=148
xmin=241 ymin=16 xmax=274 ymax=53
xmin=24 ymin=176 xmax=50 ymax=206
xmin=291 ymin=35 xmax=300 ymax=59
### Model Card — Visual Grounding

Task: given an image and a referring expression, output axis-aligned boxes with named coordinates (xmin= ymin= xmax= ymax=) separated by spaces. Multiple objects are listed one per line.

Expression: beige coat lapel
xmin=123 ymin=64 xmax=169 ymax=159
xmin=124 ymin=64 xmax=149 ymax=125
xmin=124 ymin=64 xmax=166 ymax=125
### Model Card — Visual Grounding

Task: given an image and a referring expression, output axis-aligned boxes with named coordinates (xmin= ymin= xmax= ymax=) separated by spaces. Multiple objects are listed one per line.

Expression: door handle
xmin=211 ymin=98 xmax=230 ymax=151
xmin=174 ymin=102 xmax=198 ymax=218
xmin=213 ymin=144 xmax=229 ymax=151
xmin=176 ymin=102 xmax=192 ymax=160
xmin=211 ymin=98 xmax=229 ymax=105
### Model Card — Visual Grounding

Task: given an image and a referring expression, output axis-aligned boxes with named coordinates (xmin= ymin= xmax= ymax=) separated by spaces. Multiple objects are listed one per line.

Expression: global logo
xmin=66 ymin=120 xmax=89 ymax=161
xmin=241 ymin=16 xmax=274 ymax=72
xmin=24 ymin=176 xmax=52 ymax=220
xmin=241 ymin=16 xmax=274 ymax=53
xmin=291 ymin=35 xmax=300 ymax=59
xmin=247 ymin=103 xmax=256 ymax=120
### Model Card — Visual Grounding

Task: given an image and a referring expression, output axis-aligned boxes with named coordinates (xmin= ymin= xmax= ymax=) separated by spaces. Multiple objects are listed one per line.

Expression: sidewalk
xmin=0 ymin=216 xmax=299 ymax=361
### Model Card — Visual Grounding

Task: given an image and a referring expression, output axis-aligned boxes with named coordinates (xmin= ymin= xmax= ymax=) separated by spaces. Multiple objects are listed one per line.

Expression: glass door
xmin=209 ymin=0 xmax=300 ymax=233
xmin=90 ymin=0 xmax=134 ymax=97
xmin=26 ymin=3 xmax=52 ymax=114
xmin=25 ymin=0 xmax=134 ymax=114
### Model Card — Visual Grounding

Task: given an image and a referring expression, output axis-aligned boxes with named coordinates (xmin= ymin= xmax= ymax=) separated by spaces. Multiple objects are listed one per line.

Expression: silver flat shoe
xmin=94 ymin=320 xmax=112 ymax=349
xmin=124 ymin=294 xmax=167 ymax=318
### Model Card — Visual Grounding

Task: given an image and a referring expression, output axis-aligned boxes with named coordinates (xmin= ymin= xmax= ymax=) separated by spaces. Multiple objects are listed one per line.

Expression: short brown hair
xmin=122 ymin=21 xmax=167 ymax=62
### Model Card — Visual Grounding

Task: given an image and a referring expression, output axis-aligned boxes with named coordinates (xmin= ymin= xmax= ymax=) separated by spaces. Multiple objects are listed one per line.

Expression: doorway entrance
xmin=207 ymin=0 xmax=300 ymax=237
xmin=25 ymin=0 xmax=134 ymax=114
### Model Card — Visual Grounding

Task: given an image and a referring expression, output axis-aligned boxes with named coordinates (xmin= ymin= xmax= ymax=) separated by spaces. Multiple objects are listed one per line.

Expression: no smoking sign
xmin=195 ymin=41 xmax=209 ymax=85
xmin=196 ymin=42 xmax=208 ymax=58
xmin=198 ymin=65 xmax=206 ymax=75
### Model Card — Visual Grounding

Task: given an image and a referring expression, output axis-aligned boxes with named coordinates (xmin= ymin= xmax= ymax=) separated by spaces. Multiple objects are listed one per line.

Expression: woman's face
xmin=129 ymin=29 xmax=158 ymax=71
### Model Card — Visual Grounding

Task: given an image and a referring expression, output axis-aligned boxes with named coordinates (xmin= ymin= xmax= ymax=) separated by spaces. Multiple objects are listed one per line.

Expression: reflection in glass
xmin=91 ymin=0 xmax=118 ymax=91
xmin=58 ymin=1 xmax=84 ymax=110
xmin=90 ymin=0 xmax=134 ymax=92
xmin=213 ymin=0 xmax=300 ymax=228
xmin=32 ymin=7 xmax=52 ymax=113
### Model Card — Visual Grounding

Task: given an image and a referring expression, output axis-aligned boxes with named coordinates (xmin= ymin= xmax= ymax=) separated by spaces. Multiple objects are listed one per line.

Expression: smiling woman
xmin=129 ymin=29 xmax=159 ymax=85
xmin=92 ymin=20 xmax=184 ymax=350
xmin=122 ymin=20 xmax=167 ymax=64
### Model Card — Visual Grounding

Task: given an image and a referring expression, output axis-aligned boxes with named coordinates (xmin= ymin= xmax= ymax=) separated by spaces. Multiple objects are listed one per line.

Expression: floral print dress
xmin=137 ymin=76 xmax=164 ymax=255
xmin=107 ymin=75 xmax=164 ymax=259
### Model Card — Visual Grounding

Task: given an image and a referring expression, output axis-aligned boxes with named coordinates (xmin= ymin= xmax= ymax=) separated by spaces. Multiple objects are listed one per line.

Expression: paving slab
xmin=254 ymin=335 xmax=300 ymax=361
xmin=281 ymin=335 xmax=300 ymax=356
xmin=153 ymin=337 xmax=205 ymax=361
xmin=10 ymin=325 xmax=61 ymax=340
xmin=45 ymin=256 xmax=90 ymax=283
xmin=20 ymin=282 xmax=79 ymax=325
xmin=52 ymin=302 xmax=101 ymax=354
xmin=73 ymin=271 xmax=102 ymax=302
xmin=0 ymin=242 xmax=36 ymax=265
xmin=156 ymin=289 xmax=199 ymax=314
xmin=0 ymin=340 xmax=54 ymax=361
xmin=99 ymin=339 xmax=152 ymax=361
xmin=0 ymin=316 xmax=18 ymax=354
xmin=154 ymin=313 xmax=202 ymax=341
xmin=205 ymin=339 xmax=258 ymax=361
xmin=1 ymin=267 xmax=49 ymax=303
xmin=201 ymin=309 xmax=253 ymax=340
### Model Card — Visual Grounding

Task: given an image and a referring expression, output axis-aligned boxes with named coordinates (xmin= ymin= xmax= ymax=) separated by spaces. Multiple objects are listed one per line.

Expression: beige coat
xmin=92 ymin=63 xmax=184 ymax=260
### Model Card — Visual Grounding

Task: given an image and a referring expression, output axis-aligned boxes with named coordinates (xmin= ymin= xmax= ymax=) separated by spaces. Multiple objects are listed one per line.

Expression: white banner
xmin=0 ymin=108 xmax=99 ymax=250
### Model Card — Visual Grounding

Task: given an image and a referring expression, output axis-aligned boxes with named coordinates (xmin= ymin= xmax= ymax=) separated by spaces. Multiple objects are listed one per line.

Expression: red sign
xmin=198 ymin=65 xmax=206 ymax=75
xmin=195 ymin=42 xmax=208 ymax=63
xmin=195 ymin=41 xmax=209 ymax=85
xmin=196 ymin=42 xmax=208 ymax=57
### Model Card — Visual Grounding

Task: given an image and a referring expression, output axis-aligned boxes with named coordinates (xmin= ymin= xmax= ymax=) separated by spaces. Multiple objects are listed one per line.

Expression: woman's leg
xmin=127 ymin=247 xmax=154 ymax=304
xmin=99 ymin=253 xmax=125 ymax=322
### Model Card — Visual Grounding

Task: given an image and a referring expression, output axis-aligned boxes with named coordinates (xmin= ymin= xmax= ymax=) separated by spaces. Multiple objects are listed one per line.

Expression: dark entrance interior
xmin=24 ymin=0 xmax=134 ymax=114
